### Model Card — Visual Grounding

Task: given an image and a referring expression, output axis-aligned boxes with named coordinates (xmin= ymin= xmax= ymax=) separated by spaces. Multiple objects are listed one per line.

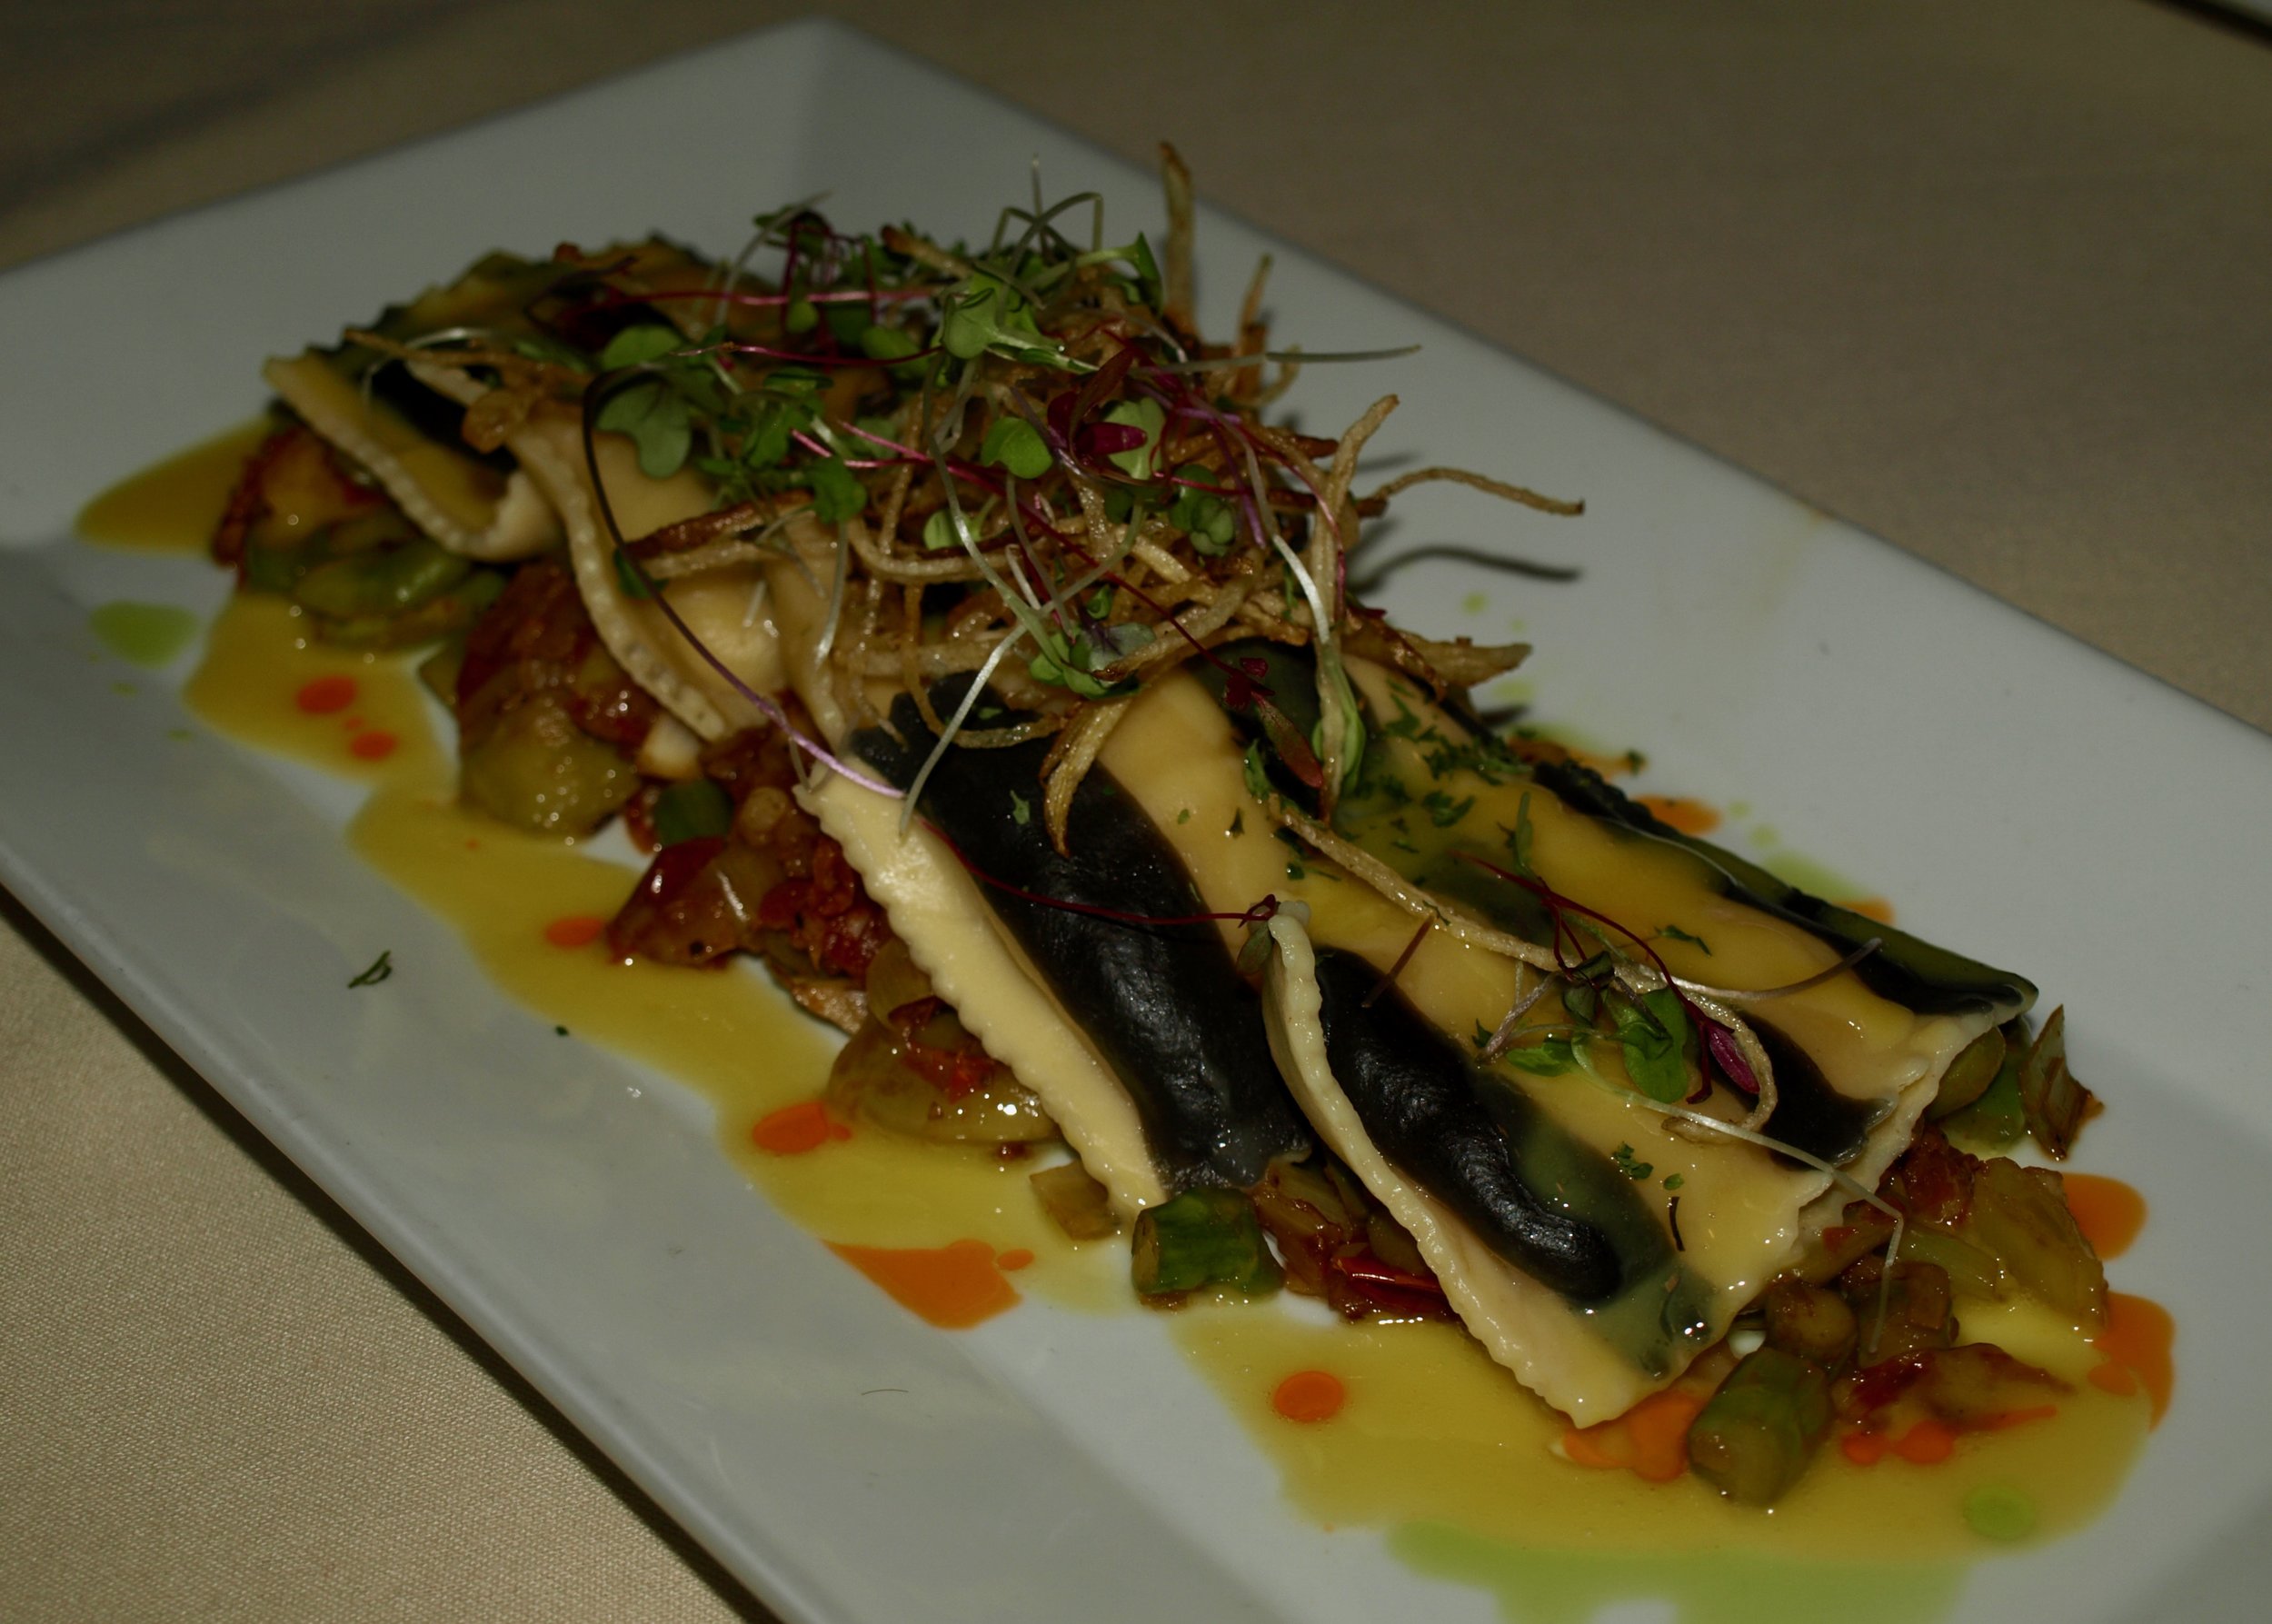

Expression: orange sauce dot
xmin=995 ymin=1248 xmax=1035 ymax=1271
xmin=1272 ymin=1370 xmax=1347 ymax=1424
xmin=2064 ymin=1174 xmax=2147 ymax=1260
xmin=1841 ymin=1430 xmax=1889 ymax=1467
xmin=1893 ymin=1419 xmax=1957 ymax=1465
xmin=543 ymin=914 xmax=605 ymax=950
xmin=1636 ymin=795 xmax=1721 ymax=836
xmin=348 ymin=730 xmax=398 ymax=761
xmin=826 ymin=1239 xmax=1020 ymax=1329
xmin=751 ymin=1100 xmax=852 ymax=1156
xmin=2088 ymin=1292 xmax=2174 ymax=1425
xmin=1560 ymin=1388 xmax=1703 ymax=1482
xmin=294 ymin=674 xmax=356 ymax=714
xmin=1843 ymin=896 xmax=1898 ymax=925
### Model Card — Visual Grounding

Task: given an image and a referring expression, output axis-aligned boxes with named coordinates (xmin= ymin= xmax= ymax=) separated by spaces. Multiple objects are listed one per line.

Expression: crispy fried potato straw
xmin=1364 ymin=465 xmax=1584 ymax=517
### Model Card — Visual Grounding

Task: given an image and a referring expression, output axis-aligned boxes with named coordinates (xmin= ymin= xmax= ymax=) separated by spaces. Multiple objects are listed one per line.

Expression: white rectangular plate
xmin=4 ymin=20 xmax=2267 ymax=1624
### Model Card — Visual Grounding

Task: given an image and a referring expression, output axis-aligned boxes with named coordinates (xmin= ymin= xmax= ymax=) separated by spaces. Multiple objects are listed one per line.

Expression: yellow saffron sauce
xmin=83 ymin=439 xmax=2158 ymax=1622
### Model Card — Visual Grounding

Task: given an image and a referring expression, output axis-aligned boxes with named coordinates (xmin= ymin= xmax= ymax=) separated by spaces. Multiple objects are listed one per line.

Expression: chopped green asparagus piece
xmin=318 ymin=569 xmax=502 ymax=649
xmin=1131 ymin=1187 xmax=1282 ymax=1298
xmin=1687 ymin=1347 xmax=1833 ymax=1506
xmin=293 ymin=534 xmax=471 ymax=619
xmin=653 ymin=778 xmax=733 ymax=847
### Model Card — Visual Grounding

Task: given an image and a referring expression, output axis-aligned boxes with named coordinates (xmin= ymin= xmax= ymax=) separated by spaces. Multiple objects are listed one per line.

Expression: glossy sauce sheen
xmin=95 ymin=443 xmax=2157 ymax=1619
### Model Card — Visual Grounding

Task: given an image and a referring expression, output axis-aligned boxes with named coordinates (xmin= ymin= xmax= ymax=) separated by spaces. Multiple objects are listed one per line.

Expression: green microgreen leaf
xmin=1500 ymin=1034 xmax=1581 ymax=1076
xmin=595 ymin=378 xmax=693 ymax=479
xmin=1659 ymin=924 xmax=1713 ymax=955
xmin=859 ymin=323 xmax=924 ymax=374
xmin=598 ymin=324 xmax=685 ymax=369
xmin=1027 ymin=626 xmax=1132 ymax=699
xmin=805 ymin=452 xmax=866 ymax=523
xmin=1010 ymin=790 xmax=1031 ymax=826
xmin=1167 ymin=464 xmax=1238 ymax=555
xmin=1562 ymin=979 xmax=1600 ymax=1027
xmin=1101 ymin=397 xmax=1165 ymax=479
xmin=939 ymin=272 xmax=1077 ymax=368
xmin=1130 ymin=234 xmax=1163 ymax=307
xmin=921 ymin=509 xmax=960 ymax=551
xmin=981 ymin=415 xmax=1054 ymax=479
xmin=511 ymin=334 xmax=592 ymax=371
xmin=1611 ymin=987 xmax=1697 ymax=1104
xmin=742 ymin=396 xmax=815 ymax=470
xmin=1610 ymin=1143 xmax=1655 ymax=1181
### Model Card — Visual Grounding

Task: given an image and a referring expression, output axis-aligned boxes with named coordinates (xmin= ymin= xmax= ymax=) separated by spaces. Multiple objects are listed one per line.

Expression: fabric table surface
xmin=3 ymin=2 xmax=2267 ymax=1619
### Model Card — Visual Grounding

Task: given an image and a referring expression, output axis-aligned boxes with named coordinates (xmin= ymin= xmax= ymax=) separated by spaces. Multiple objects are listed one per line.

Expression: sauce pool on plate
xmin=76 ymin=447 xmax=2170 ymax=1622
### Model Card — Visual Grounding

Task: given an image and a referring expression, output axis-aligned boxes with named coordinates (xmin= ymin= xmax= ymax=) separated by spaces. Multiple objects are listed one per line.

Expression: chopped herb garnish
xmin=1009 ymin=790 xmax=1031 ymax=825
xmin=347 ymin=950 xmax=394 ymax=989
xmin=1660 ymin=924 xmax=1713 ymax=954
xmin=1502 ymin=790 xmax=1536 ymax=874
xmin=1242 ymin=741 xmax=1272 ymax=804
xmin=1610 ymin=1143 xmax=1655 ymax=1181
xmin=1421 ymin=790 xmax=1474 ymax=829
xmin=1662 ymin=1173 xmax=1685 ymax=1191
xmin=1228 ymin=809 xmax=1245 ymax=836
xmin=1176 ymin=807 xmax=1192 ymax=824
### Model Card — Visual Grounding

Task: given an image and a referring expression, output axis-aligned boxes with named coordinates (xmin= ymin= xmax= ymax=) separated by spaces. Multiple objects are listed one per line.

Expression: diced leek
xmin=2018 ymin=1006 xmax=2095 ymax=1160
xmin=458 ymin=694 xmax=637 ymax=835
xmin=1962 ymin=1158 xmax=2108 ymax=1328
xmin=1031 ymin=1161 xmax=1118 ymax=1240
xmin=1943 ymin=1022 xmax=2028 ymax=1152
xmin=1898 ymin=1223 xmax=2007 ymax=1301
xmin=1928 ymin=1027 xmax=2007 ymax=1121
xmin=1762 ymin=1277 xmax=1858 ymax=1368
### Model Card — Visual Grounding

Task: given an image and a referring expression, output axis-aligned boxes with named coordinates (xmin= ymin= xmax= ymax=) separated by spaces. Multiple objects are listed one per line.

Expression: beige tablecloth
xmin=4 ymin=3 xmax=2267 ymax=1618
